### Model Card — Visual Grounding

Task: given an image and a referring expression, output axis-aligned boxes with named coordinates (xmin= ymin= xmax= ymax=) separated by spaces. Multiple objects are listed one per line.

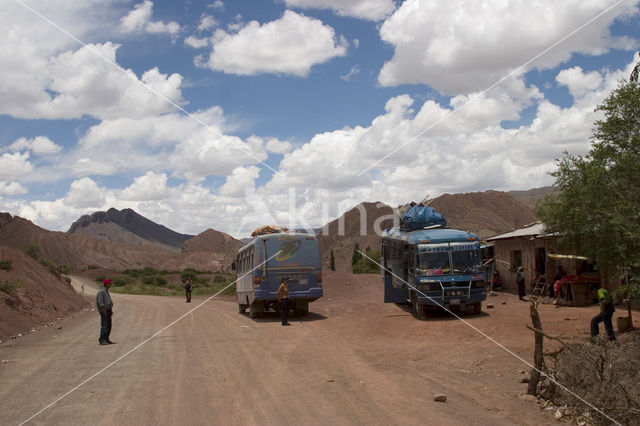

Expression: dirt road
xmin=1 ymin=272 xmax=626 ymax=425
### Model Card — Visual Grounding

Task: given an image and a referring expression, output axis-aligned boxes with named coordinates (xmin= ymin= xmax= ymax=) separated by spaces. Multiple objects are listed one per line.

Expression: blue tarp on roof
xmin=400 ymin=205 xmax=446 ymax=231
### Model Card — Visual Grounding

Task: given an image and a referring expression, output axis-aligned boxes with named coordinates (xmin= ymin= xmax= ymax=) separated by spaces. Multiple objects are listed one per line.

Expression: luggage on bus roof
xmin=251 ymin=225 xmax=289 ymax=237
xmin=399 ymin=204 xmax=446 ymax=231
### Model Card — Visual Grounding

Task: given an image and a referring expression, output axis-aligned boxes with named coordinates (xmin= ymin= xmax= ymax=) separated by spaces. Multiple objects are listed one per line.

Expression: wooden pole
xmin=528 ymin=300 xmax=544 ymax=395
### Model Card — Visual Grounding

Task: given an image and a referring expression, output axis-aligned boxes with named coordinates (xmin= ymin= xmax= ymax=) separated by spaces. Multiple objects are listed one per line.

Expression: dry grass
xmin=538 ymin=330 xmax=640 ymax=425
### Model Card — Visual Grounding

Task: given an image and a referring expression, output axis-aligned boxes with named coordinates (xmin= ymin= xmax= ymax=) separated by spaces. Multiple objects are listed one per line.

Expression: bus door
xmin=383 ymin=238 xmax=408 ymax=303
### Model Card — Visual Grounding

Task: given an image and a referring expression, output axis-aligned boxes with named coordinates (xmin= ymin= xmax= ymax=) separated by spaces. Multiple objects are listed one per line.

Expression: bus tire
xmin=249 ymin=304 xmax=259 ymax=319
xmin=411 ymin=291 xmax=426 ymax=320
xmin=238 ymin=304 xmax=247 ymax=314
xmin=472 ymin=302 xmax=482 ymax=314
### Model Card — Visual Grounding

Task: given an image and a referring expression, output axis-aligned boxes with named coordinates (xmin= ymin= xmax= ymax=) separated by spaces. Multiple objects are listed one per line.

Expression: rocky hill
xmin=318 ymin=191 xmax=538 ymax=272
xmin=68 ymin=208 xmax=193 ymax=252
xmin=508 ymin=186 xmax=558 ymax=211
xmin=0 ymin=213 xmax=239 ymax=272
xmin=0 ymin=245 xmax=88 ymax=339
xmin=180 ymin=229 xmax=244 ymax=271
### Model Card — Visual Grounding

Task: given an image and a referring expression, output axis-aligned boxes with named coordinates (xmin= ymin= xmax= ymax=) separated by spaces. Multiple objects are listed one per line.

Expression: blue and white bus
xmin=382 ymin=206 xmax=486 ymax=319
xmin=235 ymin=232 xmax=323 ymax=318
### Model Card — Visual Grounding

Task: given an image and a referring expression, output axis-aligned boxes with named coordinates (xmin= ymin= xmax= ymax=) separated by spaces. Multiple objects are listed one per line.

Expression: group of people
xmin=96 ymin=265 xmax=616 ymax=345
xmin=95 ymin=275 xmax=295 ymax=345
xmin=489 ymin=265 xmax=616 ymax=341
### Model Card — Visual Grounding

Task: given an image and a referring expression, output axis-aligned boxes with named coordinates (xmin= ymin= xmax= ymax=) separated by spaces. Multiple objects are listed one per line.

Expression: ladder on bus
xmin=532 ymin=280 xmax=548 ymax=297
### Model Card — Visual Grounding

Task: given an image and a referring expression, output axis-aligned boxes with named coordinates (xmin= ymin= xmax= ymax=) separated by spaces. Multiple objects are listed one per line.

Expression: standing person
xmin=277 ymin=278 xmax=290 ymax=326
xmin=552 ymin=265 xmax=566 ymax=298
xmin=184 ymin=276 xmax=192 ymax=303
xmin=591 ymin=286 xmax=616 ymax=341
xmin=96 ymin=278 xmax=114 ymax=345
xmin=516 ymin=266 xmax=526 ymax=301
xmin=491 ymin=270 xmax=503 ymax=290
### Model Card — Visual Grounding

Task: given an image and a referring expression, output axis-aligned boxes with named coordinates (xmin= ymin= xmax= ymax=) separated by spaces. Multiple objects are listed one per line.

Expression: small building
xmin=486 ymin=222 xmax=600 ymax=305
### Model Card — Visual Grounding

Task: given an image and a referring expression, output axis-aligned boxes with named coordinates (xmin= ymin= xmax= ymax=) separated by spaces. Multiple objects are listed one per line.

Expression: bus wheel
xmin=411 ymin=291 xmax=426 ymax=320
xmin=249 ymin=304 xmax=259 ymax=319
xmin=238 ymin=304 xmax=247 ymax=314
xmin=472 ymin=302 xmax=482 ymax=314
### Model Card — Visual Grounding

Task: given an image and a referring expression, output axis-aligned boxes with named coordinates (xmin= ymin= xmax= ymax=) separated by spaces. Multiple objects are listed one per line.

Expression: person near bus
xmin=184 ymin=276 xmax=192 ymax=303
xmin=552 ymin=265 xmax=566 ymax=298
xmin=277 ymin=278 xmax=291 ymax=326
xmin=516 ymin=266 xmax=526 ymax=300
xmin=491 ymin=269 xmax=503 ymax=290
xmin=590 ymin=287 xmax=616 ymax=341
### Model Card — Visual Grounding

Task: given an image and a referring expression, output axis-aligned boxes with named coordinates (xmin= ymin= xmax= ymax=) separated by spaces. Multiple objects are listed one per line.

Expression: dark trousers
xmin=186 ymin=289 xmax=191 ymax=302
xmin=281 ymin=298 xmax=290 ymax=325
xmin=591 ymin=310 xmax=615 ymax=341
xmin=99 ymin=310 xmax=112 ymax=342
xmin=517 ymin=281 xmax=526 ymax=300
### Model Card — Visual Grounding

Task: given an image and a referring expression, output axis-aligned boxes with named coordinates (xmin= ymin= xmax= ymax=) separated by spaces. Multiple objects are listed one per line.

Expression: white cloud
xmin=7 ymin=136 xmax=62 ymax=155
xmin=265 ymin=138 xmax=293 ymax=154
xmin=283 ymin=0 xmax=396 ymax=21
xmin=119 ymin=1 xmax=180 ymax=35
xmin=0 ymin=181 xmax=27 ymax=196
xmin=0 ymin=40 xmax=184 ymax=120
xmin=121 ymin=171 xmax=169 ymax=201
xmin=0 ymin=152 xmax=34 ymax=181
xmin=185 ymin=36 xmax=210 ymax=49
xmin=198 ymin=14 xmax=218 ymax=31
xmin=63 ymin=177 xmax=106 ymax=209
xmin=378 ymin=0 xmax=639 ymax=94
xmin=208 ymin=1 xmax=224 ymax=10
xmin=556 ymin=66 xmax=605 ymax=100
xmin=65 ymin=106 xmax=267 ymax=182
xmin=340 ymin=65 xmax=361 ymax=81
xmin=219 ymin=166 xmax=260 ymax=196
xmin=203 ymin=10 xmax=348 ymax=76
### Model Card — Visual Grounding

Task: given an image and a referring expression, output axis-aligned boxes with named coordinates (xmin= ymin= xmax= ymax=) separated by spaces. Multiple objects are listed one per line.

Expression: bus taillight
xmin=317 ymin=273 xmax=322 ymax=286
xmin=253 ymin=276 xmax=261 ymax=287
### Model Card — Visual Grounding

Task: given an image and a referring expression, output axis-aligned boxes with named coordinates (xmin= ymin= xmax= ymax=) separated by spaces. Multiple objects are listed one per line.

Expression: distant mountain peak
xmin=67 ymin=208 xmax=194 ymax=251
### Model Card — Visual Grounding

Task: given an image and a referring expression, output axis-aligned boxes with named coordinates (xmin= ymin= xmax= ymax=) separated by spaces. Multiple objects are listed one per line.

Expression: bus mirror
xmin=231 ymin=262 xmax=236 ymax=271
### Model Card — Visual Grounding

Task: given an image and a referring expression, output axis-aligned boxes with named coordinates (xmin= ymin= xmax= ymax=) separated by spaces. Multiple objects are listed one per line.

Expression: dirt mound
xmin=68 ymin=208 xmax=193 ymax=251
xmin=430 ymin=190 xmax=538 ymax=239
xmin=0 ymin=245 xmax=88 ymax=339
xmin=318 ymin=191 xmax=537 ymax=271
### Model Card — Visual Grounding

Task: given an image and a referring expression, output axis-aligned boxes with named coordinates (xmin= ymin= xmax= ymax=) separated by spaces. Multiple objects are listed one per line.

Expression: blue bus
xmin=381 ymin=206 xmax=486 ymax=319
xmin=235 ymin=232 xmax=323 ymax=318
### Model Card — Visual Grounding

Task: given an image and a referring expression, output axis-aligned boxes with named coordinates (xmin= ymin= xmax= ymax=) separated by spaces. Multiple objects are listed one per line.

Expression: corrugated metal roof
xmin=486 ymin=222 xmax=546 ymax=241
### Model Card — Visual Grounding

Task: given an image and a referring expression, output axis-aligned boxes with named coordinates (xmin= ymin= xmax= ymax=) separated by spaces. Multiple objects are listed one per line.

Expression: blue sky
xmin=0 ymin=0 xmax=639 ymax=237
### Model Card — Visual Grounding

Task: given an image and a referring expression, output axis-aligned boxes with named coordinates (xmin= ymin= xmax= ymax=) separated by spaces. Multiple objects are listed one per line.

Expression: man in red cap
xmin=96 ymin=278 xmax=114 ymax=345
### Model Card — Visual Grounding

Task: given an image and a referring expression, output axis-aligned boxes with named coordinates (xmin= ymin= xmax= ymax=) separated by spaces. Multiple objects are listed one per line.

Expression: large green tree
xmin=537 ymin=80 xmax=640 ymax=299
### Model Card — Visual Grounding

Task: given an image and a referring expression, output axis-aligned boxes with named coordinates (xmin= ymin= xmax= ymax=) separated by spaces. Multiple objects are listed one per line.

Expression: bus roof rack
xmin=251 ymin=225 xmax=289 ymax=237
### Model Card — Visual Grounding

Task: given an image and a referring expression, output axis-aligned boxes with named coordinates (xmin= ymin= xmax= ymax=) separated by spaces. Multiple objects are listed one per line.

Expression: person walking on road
xmin=96 ymin=279 xmax=114 ymax=345
xmin=184 ymin=276 xmax=192 ymax=303
xmin=277 ymin=278 xmax=291 ymax=326
xmin=516 ymin=266 xmax=526 ymax=301
xmin=591 ymin=287 xmax=616 ymax=341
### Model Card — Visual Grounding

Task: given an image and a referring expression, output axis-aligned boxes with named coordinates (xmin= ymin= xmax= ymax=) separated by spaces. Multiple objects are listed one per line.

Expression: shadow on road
xmin=246 ymin=311 xmax=328 ymax=323
xmin=395 ymin=303 xmax=490 ymax=322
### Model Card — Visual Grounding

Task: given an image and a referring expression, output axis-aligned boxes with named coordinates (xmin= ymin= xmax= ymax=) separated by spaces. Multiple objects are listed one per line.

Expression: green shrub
xmin=214 ymin=274 xmax=226 ymax=283
xmin=24 ymin=244 xmax=41 ymax=260
xmin=87 ymin=265 xmax=99 ymax=270
xmin=0 ymin=279 xmax=20 ymax=297
xmin=0 ymin=259 xmax=12 ymax=270
xmin=96 ymin=276 xmax=106 ymax=283
xmin=352 ymin=249 xmax=381 ymax=274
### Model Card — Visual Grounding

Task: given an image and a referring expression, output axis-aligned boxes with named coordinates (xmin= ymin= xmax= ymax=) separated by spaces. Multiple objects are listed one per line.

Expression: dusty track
xmin=1 ymin=271 xmax=630 ymax=425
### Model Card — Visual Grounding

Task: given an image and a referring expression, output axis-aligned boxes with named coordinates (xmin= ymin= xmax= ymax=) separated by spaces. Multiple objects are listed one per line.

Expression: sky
xmin=0 ymin=0 xmax=639 ymax=238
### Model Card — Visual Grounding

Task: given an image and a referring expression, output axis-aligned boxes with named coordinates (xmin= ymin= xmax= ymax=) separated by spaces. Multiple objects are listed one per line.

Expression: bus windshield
xmin=450 ymin=248 xmax=483 ymax=274
xmin=416 ymin=243 xmax=482 ymax=276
